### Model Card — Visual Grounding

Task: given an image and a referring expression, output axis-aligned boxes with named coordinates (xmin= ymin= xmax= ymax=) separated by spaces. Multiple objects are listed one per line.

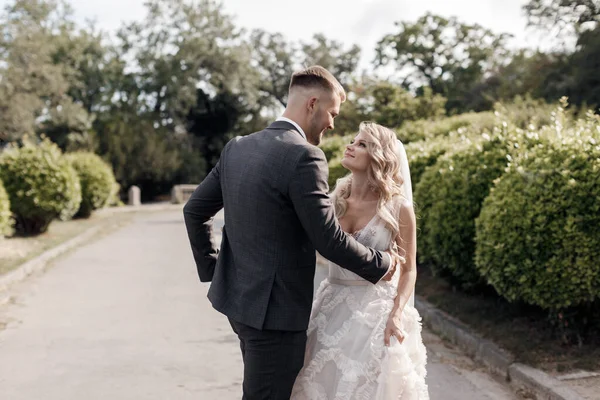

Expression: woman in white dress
xmin=291 ymin=122 xmax=429 ymax=399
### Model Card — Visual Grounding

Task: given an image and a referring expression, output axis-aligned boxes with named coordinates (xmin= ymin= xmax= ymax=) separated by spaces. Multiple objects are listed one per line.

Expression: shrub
xmin=0 ymin=138 xmax=81 ymax=235
xmin=66 ymin=152 xmax=117 ymax=218
xmin=475 ymin=129 xmax=600 ymax=310
xmin=327 ymin=155 xmax=350 ymax=189
xmin=320 ymin=135 xmax=353 ymax=189
xmin=320 ymin=134 xmax=351 ymax=161
xmin=0 ymin=178 xmax=13 ymax=237
xmin=399 ymin=111 xmax=497 ymax=143
xmin=406 ymin=128 xmax=485 ymax=187
xmin=414 ymin=137 xmax=511 ymax=287
xmin=493 ymin=96 xmax=556 ymax=129
xmin=106 ymin=181 xmax=124 ymax=207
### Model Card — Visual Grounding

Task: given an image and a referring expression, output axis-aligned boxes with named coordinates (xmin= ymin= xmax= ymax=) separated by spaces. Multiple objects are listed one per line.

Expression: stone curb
xmin=415 ymin=296 xmax=585 ymax=400
xmin=0 ymin=225 xmax=101 ymax=298
xmin=0 ymin=204 xmax=184 ymax=300
xmin=96 ymin=203 xmax=183 ymax=215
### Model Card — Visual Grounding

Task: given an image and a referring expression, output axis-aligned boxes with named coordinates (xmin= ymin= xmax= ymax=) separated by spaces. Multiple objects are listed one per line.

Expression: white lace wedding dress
xmin=291 ymin=210 xmax=429 ymax=400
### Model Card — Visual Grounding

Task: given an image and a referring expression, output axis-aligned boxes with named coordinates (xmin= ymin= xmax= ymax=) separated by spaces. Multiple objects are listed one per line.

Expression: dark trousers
xmin=228 ymin=318 xmax=307 ymax=400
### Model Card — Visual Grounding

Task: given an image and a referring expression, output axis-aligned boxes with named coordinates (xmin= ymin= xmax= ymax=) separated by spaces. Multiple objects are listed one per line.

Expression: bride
xmin=291 ymin=122 xmax=429 ymax=399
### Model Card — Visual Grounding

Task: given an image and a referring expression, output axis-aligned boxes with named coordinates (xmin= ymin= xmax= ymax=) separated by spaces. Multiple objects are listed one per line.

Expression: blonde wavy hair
xmin=332 ymin=122 xmax=406 ymax=256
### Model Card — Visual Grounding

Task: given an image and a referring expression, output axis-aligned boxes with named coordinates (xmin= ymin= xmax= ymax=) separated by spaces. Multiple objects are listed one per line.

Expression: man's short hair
xmin=289 ymin=65 xmax=346 ymax=102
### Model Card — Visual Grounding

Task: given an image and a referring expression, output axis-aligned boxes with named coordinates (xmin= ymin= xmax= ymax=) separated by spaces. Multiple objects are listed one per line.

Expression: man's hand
xmin=381 ymin=251 xmax=399 ymax=281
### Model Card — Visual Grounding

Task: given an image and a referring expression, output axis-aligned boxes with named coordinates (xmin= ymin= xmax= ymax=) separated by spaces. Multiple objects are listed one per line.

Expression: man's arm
xmin=183 ymin=157 xmax=224 ymax=282
xmin=288 ymin=145 xmax=391 ymax=283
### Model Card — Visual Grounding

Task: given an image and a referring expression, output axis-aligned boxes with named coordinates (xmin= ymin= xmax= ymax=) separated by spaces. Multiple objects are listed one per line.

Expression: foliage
xmin=0 ymin=0 xmax=86 ymax=143
xmin=414 ymin=137 xmax=512 ymax=287
xmin=524 ymin=0 xmax=599 ymax=39
xmin=475 ymin=112 xmax=600 ymax=310
xmin=66 ymin=152 xmax=117 ymax=218
xmin=366 ymin=84 xmax=446 ymax=129
xmin=249 ymin=30 xmax=362 ymax=111
xmin=95 ymin=114 xmax=188 ymax=201
xmin=1 ymin=0 xmax=599 ymax=205
xmin=569 ymin=26 xmax=600 ymax=108
xmin=332 ymin=79 xmax=447 ymax=136
xmin=399 ymin=112 xmax=496 ymax=144
xmin=375 ymin=12 xmax=513 ymax=113
xmin=476 ymin=50 xmax=575 ymax=106
xmin=327 ymin=155 xmax=349 ymax=190
xmin=319 ymin=135 xmax=351 ymax=188
xmin=249 ymin=30 xmax=296 ymax=108
xmin=0 ymin=178 xmax=14 ymax=237
xmin=0 ymin=138 xmax=81 ymax=234
xmin=300 ymin=34 xmax=361 ymax=89
xmin=320 ymin=135 xmax=351 ymax=161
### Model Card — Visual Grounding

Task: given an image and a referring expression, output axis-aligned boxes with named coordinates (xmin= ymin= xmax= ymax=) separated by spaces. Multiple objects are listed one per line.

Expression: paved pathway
xmin=0 ymin=210 xmax=517 ymax=399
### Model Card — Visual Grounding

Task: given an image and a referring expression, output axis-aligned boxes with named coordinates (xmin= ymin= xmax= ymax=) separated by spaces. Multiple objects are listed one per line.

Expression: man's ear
xmin=307 ymin=96 xmax=318 ymax=112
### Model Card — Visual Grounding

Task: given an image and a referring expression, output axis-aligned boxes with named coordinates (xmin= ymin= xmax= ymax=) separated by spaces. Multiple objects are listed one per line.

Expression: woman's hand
xmin=384 ymin=308 xmax=405 ymax=346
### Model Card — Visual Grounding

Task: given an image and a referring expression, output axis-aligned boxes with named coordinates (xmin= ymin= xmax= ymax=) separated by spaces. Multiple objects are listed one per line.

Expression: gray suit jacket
xmin=183 ymin=121 xmax=391 ymax=331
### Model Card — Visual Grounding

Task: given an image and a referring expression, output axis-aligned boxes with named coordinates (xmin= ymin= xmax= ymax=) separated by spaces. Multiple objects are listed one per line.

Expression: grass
xmin=416 ymin=264 xmax=600 ymax=374
xmin=0 ymin=208 xmax=136 ymax=276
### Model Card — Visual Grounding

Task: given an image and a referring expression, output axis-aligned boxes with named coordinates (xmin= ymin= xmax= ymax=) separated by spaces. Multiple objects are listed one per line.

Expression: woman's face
xmin=341 ymin=130 xmax=373 ymax=173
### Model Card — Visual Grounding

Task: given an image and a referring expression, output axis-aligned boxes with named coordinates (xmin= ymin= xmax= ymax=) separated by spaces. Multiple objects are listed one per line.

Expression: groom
xmin=183 ymin=66 xmax=395 ymax=399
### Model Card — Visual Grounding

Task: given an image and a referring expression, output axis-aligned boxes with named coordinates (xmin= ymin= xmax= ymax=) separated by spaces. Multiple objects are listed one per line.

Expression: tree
xmin=467 ymin=50 xmax=575 ymax=107
xmin=249 ymin=29 xmax=296 ymax=108
xmin=300 ymin=34 xmax=361 ymax=89
xmin=115 ymin=0 xmax=258 ymax=132
xmin=52 ymin=23 xmax=126 ymax=115
xmin=569 ymin=25 xmax=600 ymax=107
xmin=524 ymin=1 xmax=600 ymax=108
xmin=248 ymin=31 xmax=362 ymax=110
xmin=0 ymin=0 xmax=76 ymax=142
xmin=95 ymin=112 xmax=184 ymax=200
xmin=332 ymin=78 xmax=447 ymax=135
xmin=375 ymin=13 xmax=512 ymax=113
xmin=524 ymin=0 xmax=599 ymax=39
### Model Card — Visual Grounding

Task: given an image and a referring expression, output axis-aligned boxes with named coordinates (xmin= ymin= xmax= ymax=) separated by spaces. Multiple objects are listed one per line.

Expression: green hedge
xmin=320 ymin=135 xmax=352 ymax=189
xmin=406 ymin=128 xmax=487 ymax=189
xmin=320 ymin=134 xmax=351 ymax=161
xmin=0 ymin=139 xmax=81 ymax=235
xmin=475 ymin=138 xmax=600 ymax=310
xmin=398 ymin=111 xmax=497 ymax=143
xmin=66 ymin=152 xmax=117 ymax=218
xmin=414 ymin=137 xmax=511 ymax=287
xmin=0 ymin=178 xmax=13 ymax=237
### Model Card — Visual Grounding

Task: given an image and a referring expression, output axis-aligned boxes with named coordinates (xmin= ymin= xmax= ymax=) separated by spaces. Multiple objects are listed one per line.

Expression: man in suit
xmin=183 ymin=66 xmax=396 ymax=399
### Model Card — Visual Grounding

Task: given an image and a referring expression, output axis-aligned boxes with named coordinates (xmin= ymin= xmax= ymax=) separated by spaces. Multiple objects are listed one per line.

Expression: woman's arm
xmin=384 ymin=200 xmax=417 ymax=346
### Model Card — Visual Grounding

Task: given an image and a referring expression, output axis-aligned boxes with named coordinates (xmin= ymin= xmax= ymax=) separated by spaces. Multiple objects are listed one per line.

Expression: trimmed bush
xmin=0 ymin=179 xmax=13 ymax=237
xmin=475 ymin=138 xmax=600 ymax=310
xmin=414 ymin=137 xmax=511 ymax=287
xmin=320 ymin=134 xmax=351 ymax=161
xmin=493 ymin=96 xmax=556 ymax=129
xmin=66 ymin=152 xmax=117 ymax=218
xmin=399 ymin=111 xmax=497 ymax=143
xmin=406 ymin=128 xmax=486 ymax=189
xmin=327 ymin=155 xmax=350 ymax=189
xmin=106 ymin=181 xmax=124 ymax=207
xmin=320 ymin=135 xmax=352 ymax=189
xmin=0 ymin=139 xmax=81 ymax=235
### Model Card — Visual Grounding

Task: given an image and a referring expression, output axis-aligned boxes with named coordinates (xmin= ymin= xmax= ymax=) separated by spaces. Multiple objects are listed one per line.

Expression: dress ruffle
xmin=291 ymin=278 xmax=429 ymax=400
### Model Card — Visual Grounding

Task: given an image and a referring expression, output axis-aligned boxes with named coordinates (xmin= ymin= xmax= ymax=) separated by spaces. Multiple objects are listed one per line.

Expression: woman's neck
xmin=349 ymin=173 xmax=379 ymax=202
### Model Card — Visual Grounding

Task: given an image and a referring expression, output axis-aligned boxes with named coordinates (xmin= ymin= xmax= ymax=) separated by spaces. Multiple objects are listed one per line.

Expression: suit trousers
xmin=228 ymin=318 xmax=307 ymax=400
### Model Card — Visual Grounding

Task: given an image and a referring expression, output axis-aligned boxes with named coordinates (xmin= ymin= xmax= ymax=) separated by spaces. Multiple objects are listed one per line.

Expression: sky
xmin=1 ymin=0 xmax=555 ymax=70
